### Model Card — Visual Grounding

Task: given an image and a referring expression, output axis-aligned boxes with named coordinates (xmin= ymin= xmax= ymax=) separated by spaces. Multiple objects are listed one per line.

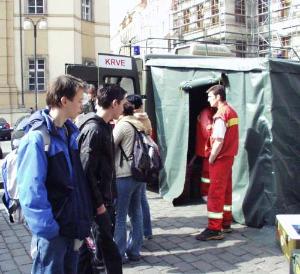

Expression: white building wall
xmin=112 ymin=0 xmax=172 ymax=56
xmin=47 ymin=0 xmax=79 ymax=78
xmin=94 ymin=0 xmax=110 ymax=58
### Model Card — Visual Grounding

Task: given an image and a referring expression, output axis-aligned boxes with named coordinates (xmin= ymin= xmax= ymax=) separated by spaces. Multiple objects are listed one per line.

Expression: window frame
xmin=28 ymin=58 xmax=46 ymax=92
xmin=27 ymin=0 xmax=45 ymax=15
xmin=211 ymin=0 xmax=219 ymax=26
xmin=81 ymin=0 xmax=93 ymax=21
xmin=235 ymin=0 xmax=245 ymax=24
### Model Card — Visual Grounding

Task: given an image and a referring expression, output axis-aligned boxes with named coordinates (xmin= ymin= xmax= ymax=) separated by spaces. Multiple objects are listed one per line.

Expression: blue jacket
xmin=17 ymin=110 xmax=92 ymax=240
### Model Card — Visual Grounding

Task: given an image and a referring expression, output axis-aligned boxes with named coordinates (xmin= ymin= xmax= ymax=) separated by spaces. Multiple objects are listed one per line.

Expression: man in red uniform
xmin=195 ymin=107 xmax=215 ymax=202
xmin=196 ymin=85 xmax=239 ymax=241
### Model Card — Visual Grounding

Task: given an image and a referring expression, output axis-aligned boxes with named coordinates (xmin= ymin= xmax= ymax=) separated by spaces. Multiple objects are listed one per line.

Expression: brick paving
xmin=0 ymin=190 xmax=289 ymax=274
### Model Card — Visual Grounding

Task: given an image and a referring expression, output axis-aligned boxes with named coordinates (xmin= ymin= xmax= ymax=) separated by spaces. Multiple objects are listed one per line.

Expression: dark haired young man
xmin=77 ymin=84 xmax=126 ymax=274
xmin=196 ymin=84 xmax=239 ymax=241
xmin=17 ymin=75 xmax=93 ymax=273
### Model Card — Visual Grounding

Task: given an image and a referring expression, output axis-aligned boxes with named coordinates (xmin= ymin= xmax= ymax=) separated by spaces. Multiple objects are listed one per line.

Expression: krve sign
xmin=98 ymin=55 xmax=132 ymax=70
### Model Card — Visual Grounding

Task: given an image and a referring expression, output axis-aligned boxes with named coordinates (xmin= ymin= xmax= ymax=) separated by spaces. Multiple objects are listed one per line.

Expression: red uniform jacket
xmin=211 ymin=102 xmax=239 ymax=158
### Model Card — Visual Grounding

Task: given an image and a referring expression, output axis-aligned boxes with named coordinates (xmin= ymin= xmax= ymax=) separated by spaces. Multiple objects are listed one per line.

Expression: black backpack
xmin=119 ymin=122 xmax=162 ymax=182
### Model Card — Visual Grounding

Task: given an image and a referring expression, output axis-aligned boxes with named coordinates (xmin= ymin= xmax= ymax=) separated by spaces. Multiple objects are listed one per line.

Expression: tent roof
xmin=146 ymin=55 xmax=300 ymax=72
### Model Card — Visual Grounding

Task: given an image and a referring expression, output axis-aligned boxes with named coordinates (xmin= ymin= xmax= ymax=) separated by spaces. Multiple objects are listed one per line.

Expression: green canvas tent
xmin=145 ymin=56 xmax=300 ymax=227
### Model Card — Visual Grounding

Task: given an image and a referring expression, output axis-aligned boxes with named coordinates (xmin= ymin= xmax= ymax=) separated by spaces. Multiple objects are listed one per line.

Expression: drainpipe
xmin=268 ymin=0 xmax=272 ymax=58
xmin=19 ymin=0 xmax=24 ymax=106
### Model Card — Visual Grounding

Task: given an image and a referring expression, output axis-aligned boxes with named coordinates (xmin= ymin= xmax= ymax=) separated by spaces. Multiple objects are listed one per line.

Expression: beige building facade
xmin=0 ymin=0 xmax=110 ymax=123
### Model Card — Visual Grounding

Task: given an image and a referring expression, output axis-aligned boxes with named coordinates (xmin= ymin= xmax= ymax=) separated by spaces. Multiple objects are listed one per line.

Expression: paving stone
xmin=0 ymin=250 xmax=6 ymax=256
xmin=192 ymin=260 xmax=214 ymax=272
xmin=0 ymin=253 xmax=13 ymax=262
xmin=173 ymin=261 xmax=197 ymax=272
xmin=152 ymin=262 xmax=173 ymax=271
xmin=18 ymin=264 xmax=32 ymax=274
xmin=158 ymin=242 xmax=178 ymax=251
xmin=212 ymin=259 xmax=236 ymax=272
xmin=226 ymin=245 xmax=249 ymax=256
xmin=10 ymin=249 xmax=27 ymax=257
xmin=3 ymin=236 xmax=19 ymax=244
xmin=162 ymin=254 xmax=182 ymax=265
xmin=180 ymin=253 xmax=199 ymax=263
xmin=13 ymin=254 xmax=32 ymax=266
xmin=15 ymin=230 xmax=30 ymax=237
xmin=3 ymin=270 xmax=21 ymax=274
xmin=7 ymin=243 xmax=23 ymax=250
xmin=198 ymin=253 xmax=219 ymax=263
xmin=177 ymin=241 xmax=195 ymax=250
xmin=19 ymin=236 xmax=31 ymax=244
xmin=217 ymin=252 xmax=243 ymax=264
xmin=240 ymin=244 xmax=265 ymax=256
xmin=143 ymin=255 xmax=162 ymax=264
xmin=168 ymin=236 xmax=185 ymax=244
xmin=238 ymin=252 xmax=256 ymax=263
xmin=0 ymin=261 xmax=18 ymax=272
xmin=1 ymin=231 xmax=16 ymax=238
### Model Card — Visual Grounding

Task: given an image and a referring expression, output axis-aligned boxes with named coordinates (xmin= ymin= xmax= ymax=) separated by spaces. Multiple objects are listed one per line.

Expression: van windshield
xmin=104 ymin=77 xmax=134 ymax=95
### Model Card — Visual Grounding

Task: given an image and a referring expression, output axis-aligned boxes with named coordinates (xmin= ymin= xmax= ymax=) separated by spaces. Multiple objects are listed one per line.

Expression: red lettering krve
xmin=104 ymin=58 xmax=126 ymax=67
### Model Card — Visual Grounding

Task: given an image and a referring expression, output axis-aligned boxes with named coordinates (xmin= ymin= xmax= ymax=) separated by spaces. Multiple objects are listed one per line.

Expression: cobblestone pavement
xmin=0 ymin=190 xmax=289 ymax=274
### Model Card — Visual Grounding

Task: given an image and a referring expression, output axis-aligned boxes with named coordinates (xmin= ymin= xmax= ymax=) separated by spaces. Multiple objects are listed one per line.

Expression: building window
xmin=259 ymin=39 xmax=268 ymax=56
xmin=211 ymin=0 xmax=219 ymax=25
xmin=235 ymin=0 xmax=245 ymax=24
xmin=280 ymin=0 xmax=291 ymax=18
xmin=183 ymin=9 xmax=190 ymax=32
xmin=280 ymin=36 xmax=291 ymax=58
xmin=196 ymin=4 xmax=204 ymax=28
xmin=258 ymin=0 xmax=268 ymax=23
xmin=236 ymin=40 xmax=246 ymax=57
xmin=28 ymin=59 xmax=45 ymax=92
xmin=82 ymin=0 xmax=92 ymax=21
xmin=28 ymin=0 xmax=45 ymax=14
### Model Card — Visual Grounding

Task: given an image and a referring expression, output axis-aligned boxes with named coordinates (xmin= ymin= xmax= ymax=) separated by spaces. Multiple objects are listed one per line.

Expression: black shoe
xmin=93 ymin=259 xmax=105 ymax=272
xmin=195 ymin=228 xmax=224 ymax=241
xmin=122 ymin=257 xmax=129 ymax=264
xmin=222 ymin=226 xmax=233 ymax=233
xmin=144 ymin=235 xmax=153 ymax=240
xmin=128 ymin=255 xmax=141 ymax=262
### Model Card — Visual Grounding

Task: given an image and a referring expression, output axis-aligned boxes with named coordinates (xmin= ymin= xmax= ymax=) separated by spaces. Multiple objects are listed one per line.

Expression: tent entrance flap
xmin=173 ymin=84 xmax=213 ymax=205
xmin=150 ymin=66 xmax=221 ymax=201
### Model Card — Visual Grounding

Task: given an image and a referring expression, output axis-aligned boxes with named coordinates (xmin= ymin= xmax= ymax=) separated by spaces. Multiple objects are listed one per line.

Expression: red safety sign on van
xmin=98 ymin=55 xmax=132 ymax=70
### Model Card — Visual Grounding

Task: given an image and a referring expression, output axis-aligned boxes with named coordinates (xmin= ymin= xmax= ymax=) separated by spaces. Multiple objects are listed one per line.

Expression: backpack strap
xmin=33 ymin=124 xmax=51 ymax=152
xmin=118 ymin=121 xmax=137 ymax=167
xmin=119 ymin=144 xmax=130 ymax=167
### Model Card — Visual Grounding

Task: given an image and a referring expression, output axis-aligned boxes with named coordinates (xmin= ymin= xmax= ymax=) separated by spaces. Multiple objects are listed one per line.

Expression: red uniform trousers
xmin=207 ymin=156 xmax=234 ymax=231
xmin=200 ymin=158 xmax=210 ymax=198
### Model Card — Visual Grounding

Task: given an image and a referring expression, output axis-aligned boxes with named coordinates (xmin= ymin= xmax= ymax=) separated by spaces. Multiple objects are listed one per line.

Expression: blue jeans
xmin=114 ymin=176 xmax=143 ymax=258
xmin=141 ymin=183 xmax=152 ymax=237
xmin=31 ymin=235 xmax=79 ymax=274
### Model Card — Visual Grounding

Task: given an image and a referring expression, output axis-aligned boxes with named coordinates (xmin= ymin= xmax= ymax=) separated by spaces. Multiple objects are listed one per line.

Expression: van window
xmin=104 ymin=77 xmax=135 ymax=95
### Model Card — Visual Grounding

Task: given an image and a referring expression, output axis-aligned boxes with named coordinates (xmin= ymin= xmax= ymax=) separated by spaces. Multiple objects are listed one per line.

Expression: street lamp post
xmin=23 ymin=18 xmax=47 ymax=110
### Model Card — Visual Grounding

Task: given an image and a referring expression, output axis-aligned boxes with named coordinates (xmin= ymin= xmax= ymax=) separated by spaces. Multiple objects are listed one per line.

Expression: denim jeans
xmin=114 ymin=176 xmax=143 ymax=259
xmin=31 ymin=235 xmax=79 ymax=274
xmin=141 ymin=183 xmax=152 ymax=237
